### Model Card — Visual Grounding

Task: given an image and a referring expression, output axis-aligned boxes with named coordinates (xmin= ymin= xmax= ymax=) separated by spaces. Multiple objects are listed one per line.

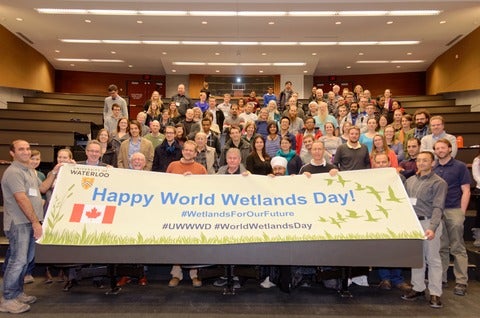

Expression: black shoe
xmin=401 ymin=290 xmax=425 ymax=301
xmin=63 ymin=279 xmax=78 ymax=292
xmin=429 ymin=295 xmax=443 ymax=308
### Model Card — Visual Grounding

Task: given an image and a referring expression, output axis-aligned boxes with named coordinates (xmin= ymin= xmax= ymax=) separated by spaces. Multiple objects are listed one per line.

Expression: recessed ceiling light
xmin=259 ymin=70 xmax=264 ymax=73
xmin=406 ymin=52 xmax=412 ymax=55
xmin=215 ymin=70 xmax=220 ymax=73
xmin=268 ymin=21 xmax=275 ymax=25
xmin=303 ymin=70 xmax=308 ymax=73
xmin=16 ymin=18 xmax=23 ymax=22
xmin=111 ymin=51 xmax=116 ymax=54
xmin=335 ymin=21 xmax=342 ymax=25
xmin=172 ymin=69 xmax=177 ymax=72
xmin=312 ymin=53 xmax=317 ymax=56
xmin=440 ymin=20 xmax=447 ymax=24
xmin=85 ymin=19 xmax=91 ymax=23
xmin=396 ymin=65 xmax=401 ymax=68
xmin=54 ymin=50 xmax=60 ymax=53
xmin=215 ymin=52 xmax=220 ymax=55
xmin=346 ymin=66 xmax=351 ymax=69
xmin=261 ymin=53 xmax=267 ymax=56
xmin=128 ymin=65 xmax=133 ymax=68
xmin=70 ymin=64 xmax=75 ymax=66
xmin=358 ymin=52 xmax=364 ymax=55
xmin=137 ymin=20 xmax=143 ymax=24
xmin=201 ymin=21 xmax=208 ymax=25
xmin=386 ymin=21 xmax=393 ymax=25
xmin=162 ymin=52 xmax=167 ymax=55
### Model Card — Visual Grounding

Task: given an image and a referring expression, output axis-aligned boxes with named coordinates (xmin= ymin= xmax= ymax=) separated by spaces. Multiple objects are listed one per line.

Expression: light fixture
xmin=37 ymin=9 xmax=442 ymax=17
xmin=172 ymin=62 xmax=206 ymax=66
xmin=201 ymin=21 xmax=208 ymax=25
xmin=268 ymin=21 xmax=275 ymax=25
xmin=346 ymin=66 xmax=352 ymax=69
xmin=172 ymin=69 xmax=177 ymax=72
xmin=85 ymin=19 xmax=91 ymax=23
xmin=137 ymin=20 xmax=143 ymax=24
xmin=335 ymin=21 xmax=342 ymax=25
xmin=103 ymin=40 xmax=141 ymax=44
xmin=15 ymin=18 xmax=24 ymax=21
xmin=128 ymin=65 xmax=133 ymax=68
xmin=386 ymin=21 xmax=393 ymax=25
xmin=111 ymin=51 xmax=116 ymax=54
xmin=56 ymin=58 xmax=124 ymax=63
xmin=221 ymin=41 xmax=258 ymax=45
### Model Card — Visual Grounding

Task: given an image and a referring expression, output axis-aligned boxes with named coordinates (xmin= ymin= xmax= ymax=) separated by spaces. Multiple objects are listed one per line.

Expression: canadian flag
xmin=69 ymin=204 xmax=116 ymax=224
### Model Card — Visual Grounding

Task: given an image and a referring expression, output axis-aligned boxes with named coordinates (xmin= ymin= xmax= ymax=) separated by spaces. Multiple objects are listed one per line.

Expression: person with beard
xmin=433 ymin=139 xmax=471 ymax=296
xmin=410 ymin=109 xmax=431 ymax=140
xmin=420 ymin=116 xmax=458 ymax=158
xmin=171 ymin=83 xmax=192 ymax=120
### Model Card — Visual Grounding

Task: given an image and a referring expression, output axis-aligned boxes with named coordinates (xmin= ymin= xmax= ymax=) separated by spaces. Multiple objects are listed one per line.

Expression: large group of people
xmin=1 ymin=81 xmax=478 ymax=313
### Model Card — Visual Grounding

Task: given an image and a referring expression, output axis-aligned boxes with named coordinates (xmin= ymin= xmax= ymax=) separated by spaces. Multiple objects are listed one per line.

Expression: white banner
xmin=39 ymin=165 xmax=424 ymax=246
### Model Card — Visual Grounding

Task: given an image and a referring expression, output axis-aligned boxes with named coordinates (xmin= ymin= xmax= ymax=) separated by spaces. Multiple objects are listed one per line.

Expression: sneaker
xmin=192 ymin=277 xmax=202 ymax=288
xmin=168 ymin=277 xmax=180 ymax=287
xmin=23 ymin=275 xmax=34 ymax=284
xmin=396 ymin=282 xmax=412 ymax=292
xmin=138 ymin=276 xmax=148 ymax=286
xmin=260 ymin=276 xmax=276 ymax=289
xmin=16 ymin=293 xmax=37 ymax=304
xmin=453 ymin=283 xmax=467 ymax=296
xmin=0 ymin=298 xmax=31 ymax=314
xmin=213 ymin=276 xmax=239 ymax=287
xmin=378 ymin=279 xmax=392 ymax=290
xmin=116 ymin=276 xmax=131 ymax=287
xmin=429 ymin=295 xmax=443 ymax=308
xmin=401 ymin=289 xmax=426 ymax=301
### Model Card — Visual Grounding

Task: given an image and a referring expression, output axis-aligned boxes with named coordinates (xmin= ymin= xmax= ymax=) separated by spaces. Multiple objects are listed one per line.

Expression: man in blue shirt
xmin=433 ymin=138 xmax=471 ymax=296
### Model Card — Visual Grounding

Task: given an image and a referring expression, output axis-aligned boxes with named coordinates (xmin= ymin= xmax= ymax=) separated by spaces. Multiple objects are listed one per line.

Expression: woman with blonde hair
xmin=145 ymin=100 xmax=162 ymax=127
xmin=167 ymin=101 xmax=181 ymax=124
xmin=384 ymin=125 xmax=405 ymax=161
xmin=143 ymin=90 xmax=163 ymax=112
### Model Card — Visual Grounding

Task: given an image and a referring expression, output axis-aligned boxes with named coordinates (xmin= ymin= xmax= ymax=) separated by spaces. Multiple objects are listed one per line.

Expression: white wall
xmin=444 ymin=89 xmax=480 ymax=112
xmin=0 ymin=86 xmax=36 ymax=109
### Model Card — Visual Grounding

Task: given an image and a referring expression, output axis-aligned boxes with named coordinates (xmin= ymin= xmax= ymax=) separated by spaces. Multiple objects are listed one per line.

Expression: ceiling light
xmin=238 ymin=11 xmax=286 ymax=17
xmin=137 ymin=20 xmax=143 ymax=24
xmin=182 ymin=41 xmax=219 ymax=45
xmin=110 ymin=51 xmax=116 ymax=54
xmin=173 ymin=62 xmax=206 ymax=66
xmin=143 ymin=41 xmax=180 ymax=45
xmin=378 ymin=41 xmax=420 ymax=45
xmin=57 ymin=58 xmax=89 ymax=62
xmin=335 ymin=21 xmax=342 ymax=25
xmin=162 ymin=52 xmax=167 ymax=55
xmin=406 ymin=52 xmax=412 ymax=55
xmin=260 ymin=42 xmax=297 ymax=45
xmin=340 ymin=41 xmax=378 ymax=45
xmin=346 ymin=66 xmax=352 ymax=69
xmin=356 ymin=60 xmax=390 ymax=63
xmin=358 ymin=52 xmax=364 ymax=55
xmin=54 ymin=50 xmax=60 ymax=53
xmin=215 ymin=70 xmax=220 ymax=73
xmin=289 ymin=11 xmax=336 ymax=17
xmin=273 ymin=62 xmax=306 ymax=66
xmin=390 ymin=60 xmax=424 ymax=63
xmin=103 ymin=40 xmax=141 ymax=44
xmin=239 ymin=63 xmax=270 ymax=66
xmin=128 ymin=65 xmax=133 ymax=68
xmin=208 ymin=62 xmax=237 ymax=66
xmin=139 ymin=11 xmax=187 ymax=16
xmin=261 ymin=53 xmax=267 ymax=56
xmin=172 ymin=69 xmax=177 ymax=73
xmin=89 ymin=10 xmax=136 ymax=15
xmin=440 ymin=20 xmax=447 ymax=24
xmin=259 ymin=70 xmax=264 ymax=73
xmin=220 ymin=41 xmax=258 ymax=45
xmin=268 ymin=21 xmax=275 ymax=25
xmin=390 ymin=10 xmax=441 ymax=16
xmin=91 ymin=59 xmax=124 ymax=63
xmin=386 ymin=21 xmax=393 ymax=25
xmin=36 ymin=9 xmax=89 ymax=14
xmin=189 ymin=11 xmax=236 ymax=16
xmin=396 ymin=66 xmax=401 ymax=68
xmin=299 ymin=42 xmax=337 ymax=46
xmin=60 ymin=39 xmax=102 ymax=43
xmin=303 ymin=70 xmax=308 ymax=73
xmin=339 ymin=11 xmax=388 ymax=16
xmin=70 ymin=64 xmax=75 ymax=66
xmin=312 ymin=53 xmax=317 ymax=56
xmin=85 ymin=19 xmax=91 ymax=23
xmin=201 ymin=21 xmax=208 ymax=25
xmin=215 ymin=52 xmax=220 ymax=55
xmin=15 ymin=18 xmax=23 ymax=21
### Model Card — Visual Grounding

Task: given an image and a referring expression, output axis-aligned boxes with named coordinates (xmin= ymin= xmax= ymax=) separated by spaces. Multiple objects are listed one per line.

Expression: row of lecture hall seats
xmin=0 ymin=91 xmax=479 ymax=278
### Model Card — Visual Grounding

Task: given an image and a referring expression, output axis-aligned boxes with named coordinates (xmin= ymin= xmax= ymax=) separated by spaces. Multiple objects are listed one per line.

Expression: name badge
xmin=409 ymin=197 xmax=417 ymax=206
xmin=28 ymin=188 xmax=38 ymax=197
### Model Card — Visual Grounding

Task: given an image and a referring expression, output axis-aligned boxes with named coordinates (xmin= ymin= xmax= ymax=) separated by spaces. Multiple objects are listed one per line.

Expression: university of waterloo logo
xmin=81 ymin=177 xmax=95 ymax=189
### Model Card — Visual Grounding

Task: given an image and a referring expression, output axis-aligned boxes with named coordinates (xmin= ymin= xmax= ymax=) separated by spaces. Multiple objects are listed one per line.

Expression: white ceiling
xmin=1 ymin=0 xmax=480 ymax=76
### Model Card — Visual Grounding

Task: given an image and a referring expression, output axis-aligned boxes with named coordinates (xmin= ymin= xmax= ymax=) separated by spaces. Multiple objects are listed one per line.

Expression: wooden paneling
xmin=314 ymin=72 xmax=426 ymax=97
xmin=427 ymin=26 xmax=480 ymax=94
xmin=0 ymin=25 xmax=55 ymax=91
xmin=55 ymin=70 xmax=166 ymax=97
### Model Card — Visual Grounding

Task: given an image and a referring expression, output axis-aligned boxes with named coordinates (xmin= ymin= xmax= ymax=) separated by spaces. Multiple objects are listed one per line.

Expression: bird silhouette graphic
xmin=365 ymin=186 xmax=383 ymax=202
xmin=318 ymin=216 xmax=327 ymax=222
xmin=376 ymin=205 xmax=391 ymax=218
xmin=336 ymin=174 xmax=351 ymax=187
xmin=365 ymin=209 xmax=381 ymax=222
xmin=345 ymin=209 xmax=363 ymax=218
xmin=355 ymin=182 xmax=366 ymax=191
xmin=329 ymin=217 xmax=343 ymax=228
xmin=336 ymin=212 xmax=348 ymax=222
xmin=386 ymin=186 xmax=404 ymax=203
xmin=325 ymin=178 xmax=335 ymax=186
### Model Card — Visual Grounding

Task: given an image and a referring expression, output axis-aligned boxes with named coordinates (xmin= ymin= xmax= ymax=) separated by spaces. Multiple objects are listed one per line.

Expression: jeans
xmin=440 ymin=208 xmax=468 ymax=284
xmin=412 ymin=220 xmax=443 ymax=296
xmin=378 ymin=268 xmax=404 ymax=286
xmin=3 ymin=223 xmax=35 ymax=300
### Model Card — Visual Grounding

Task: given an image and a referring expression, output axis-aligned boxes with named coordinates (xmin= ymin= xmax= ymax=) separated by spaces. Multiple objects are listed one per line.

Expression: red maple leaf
xmin=85 ymin=207 xmax=101 ymax=219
